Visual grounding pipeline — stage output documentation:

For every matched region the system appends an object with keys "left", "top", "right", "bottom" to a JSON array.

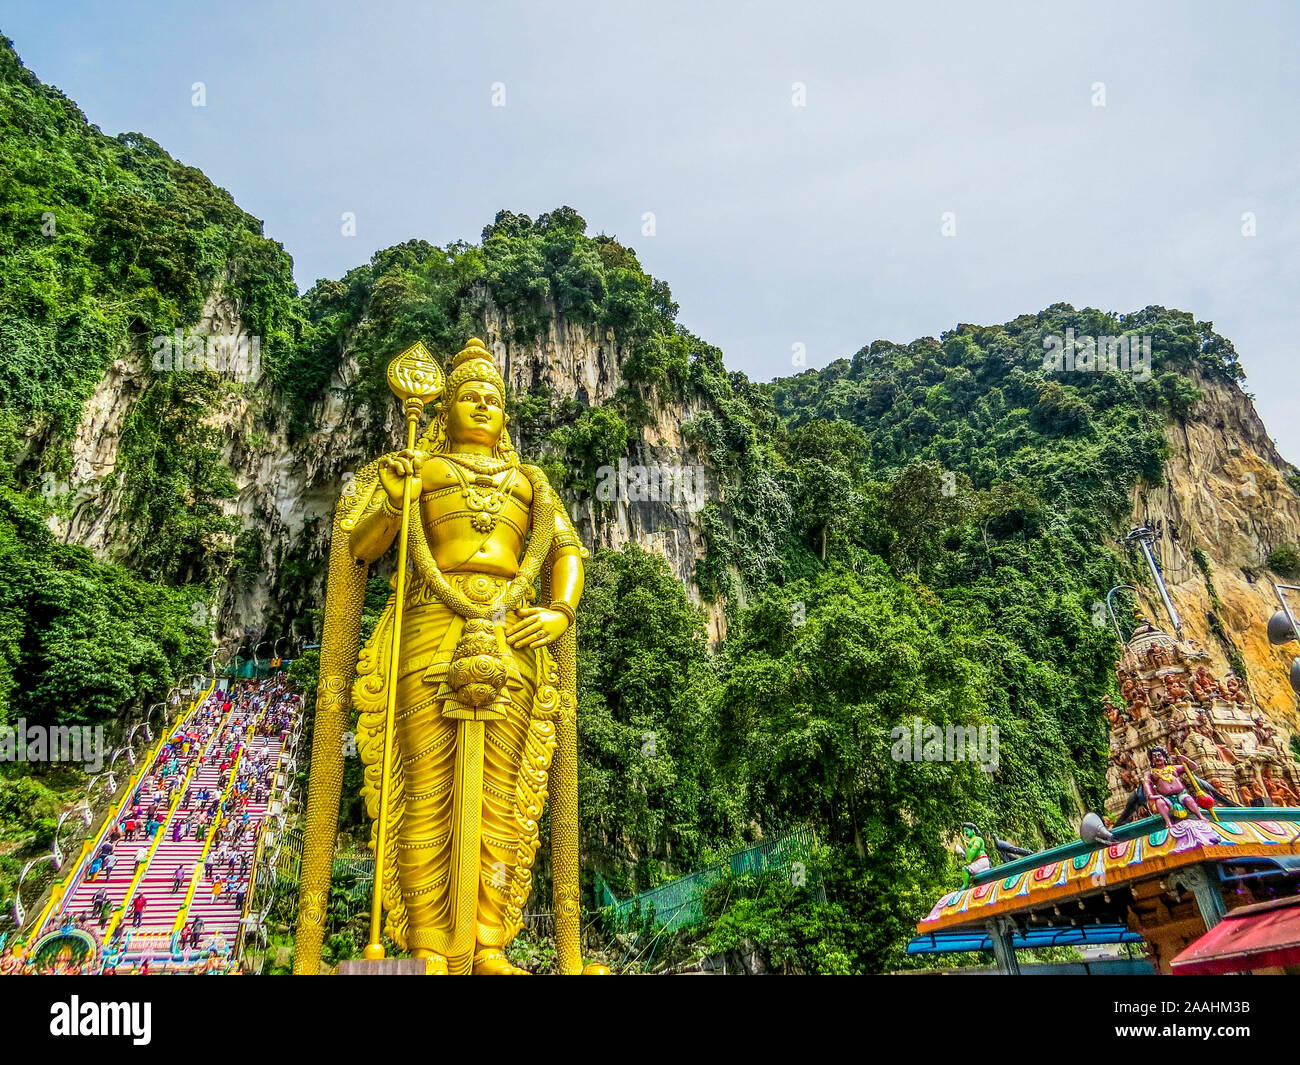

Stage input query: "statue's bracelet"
[{"left": 547, "top": 601, "right": 576, "bottom": 626}]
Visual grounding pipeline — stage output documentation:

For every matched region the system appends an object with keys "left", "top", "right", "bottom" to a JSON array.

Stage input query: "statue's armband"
[
  {"left": 546, "top": 499, "right": 588, "bottom": 568},
  {"left": 346, "top": 482, "right": 403, "bottom": 564}
]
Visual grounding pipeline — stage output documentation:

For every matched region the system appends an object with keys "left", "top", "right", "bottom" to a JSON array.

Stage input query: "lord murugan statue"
[{"left": 295, "top": 338, "right": 600, "bottom": 975}]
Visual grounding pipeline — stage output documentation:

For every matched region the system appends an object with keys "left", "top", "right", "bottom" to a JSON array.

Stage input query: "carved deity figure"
[
  {"left": 1121, "top": 678, "right": 1149, "bottom": 721},
  {"left": 1190, "top": 665, "right": 1219, "bottom": 704},
  {"left": 1251, "top": 713, "right": 1278, "bottom": 749},
  {"left": 1142, "top": 746, "right": 1210, "bottom": 830},
  {"left": 1221, "top": 675, "right": 1248, "bottom": 707},
  {"left": 1200, "top": 723, "right": 1239, "bottom": 765},
  {"left": 1162, "top": 673, "right": 1189, "bottom": 703},
  {"left": 294, "top": 339, "right": 600, "bottom": 976}
]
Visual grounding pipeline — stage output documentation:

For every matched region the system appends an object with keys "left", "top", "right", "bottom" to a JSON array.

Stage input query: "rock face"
[
  {"left": 58, "top": 345, "right": 143, "bottom": 554},
  {"left": 47, "top": 294, "right": 1299, "bottom": 691},
  {"left": 481, "top": 302, "right": 725, "bottom": 640},
  {"left": 51, "top": 292, "right": 727, "bottom": 643},
  {"left": 1130, "top": 366, "right": 1300, "bottom": 734}
]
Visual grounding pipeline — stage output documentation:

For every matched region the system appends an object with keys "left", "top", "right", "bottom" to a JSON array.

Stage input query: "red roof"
[{"left": 1172, "top": 895, "right": 1300, "bottom": 975}]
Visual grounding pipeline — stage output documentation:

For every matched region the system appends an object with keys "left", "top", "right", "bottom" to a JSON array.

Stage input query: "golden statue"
[{"left": 294, "top": 338, "right": 600, "bottom": 975}]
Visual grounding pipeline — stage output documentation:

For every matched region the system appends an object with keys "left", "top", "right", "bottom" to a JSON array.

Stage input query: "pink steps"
[{"left": 56, "top": 694, "right": 289, "bottom": 964}]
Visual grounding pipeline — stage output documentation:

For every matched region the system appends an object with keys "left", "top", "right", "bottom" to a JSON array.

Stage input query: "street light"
[
  {"left": 13, "top": 854, "right": 60, "bottom": 927},
  {"left": 53, "top": 802, "right": 93, "bottom": 868},
  {"left": 1122, "top": 524, "right": 1182, "bottom": 637},
  {"left": 1265, "top": 583, "right": 1300, "bottom": 696},
  {"left": 1105, "top": 585, "right": 1140, "bottom": 644},
  {"left": 85, "top": 771, "right": 116, "bottom": 808}
]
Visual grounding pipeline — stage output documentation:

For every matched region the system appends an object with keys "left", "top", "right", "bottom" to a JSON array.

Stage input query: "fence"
[
  {"left": 266, "top": 828, "right": 374, "bottom": 919},
  {"left": 596, "top": 827, "right": 818, "bottom": 932}
]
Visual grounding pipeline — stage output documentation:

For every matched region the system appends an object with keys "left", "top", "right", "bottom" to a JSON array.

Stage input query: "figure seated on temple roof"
[
  {"left": 1190, "top": 665, "right": 1220, "bottom": 704},
  {"left": 1251, "top": 713, "right": 1278, "bottom": 749},
  {"left": 1143, "top": 746, "right": 1212, "bottom": 830},
  {"left": 1221, "top": 674, "right": 1248, "bottom": 707}
]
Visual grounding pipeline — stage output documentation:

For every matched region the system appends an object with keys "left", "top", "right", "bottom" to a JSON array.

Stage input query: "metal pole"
[
  {"left": 1137, "top": 537, "right": 1181, "bottom": 637},
  {"left": 987, "top": 916, "right": 1021, "bottom": 975}
]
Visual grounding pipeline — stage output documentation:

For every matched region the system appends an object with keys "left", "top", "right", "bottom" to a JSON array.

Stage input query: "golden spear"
[{"left": 364, "top": 341, "right": 444, "bottom": 960}]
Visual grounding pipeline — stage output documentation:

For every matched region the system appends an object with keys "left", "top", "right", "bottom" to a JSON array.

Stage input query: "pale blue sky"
[{"left": 5, "top": 1, "right": 1298, "bottom": 459}]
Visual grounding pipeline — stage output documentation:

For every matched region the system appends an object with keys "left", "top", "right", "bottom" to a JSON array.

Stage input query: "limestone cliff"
[
  {"left": 1131, "top": 366, "right": 1300, "bottom": 734},
  {"left": 50, "top": 290, "right": 729, "bottom": 645}
]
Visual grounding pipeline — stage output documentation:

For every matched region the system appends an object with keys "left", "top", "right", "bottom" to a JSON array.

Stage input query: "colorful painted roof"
[{"left": 919, "top": 809, "right": 1300, "bottom": 934}]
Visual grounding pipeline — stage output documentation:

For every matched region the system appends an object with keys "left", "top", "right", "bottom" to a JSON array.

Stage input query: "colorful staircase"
[{"left": 45, "top": 678, "right": 297, "bottom": 972}]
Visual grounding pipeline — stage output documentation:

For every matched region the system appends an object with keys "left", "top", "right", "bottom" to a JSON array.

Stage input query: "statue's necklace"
[
  {"left": 445, "top": 455, "right": 517, "bottom": 533},
  {"left": 443, "top": 452, "right": 515, "bottom": 476}
]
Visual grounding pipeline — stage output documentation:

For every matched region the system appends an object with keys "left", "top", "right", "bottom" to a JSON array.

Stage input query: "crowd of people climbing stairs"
[{"left": 0, "top": 673, "right": 301, "bottom": 975}]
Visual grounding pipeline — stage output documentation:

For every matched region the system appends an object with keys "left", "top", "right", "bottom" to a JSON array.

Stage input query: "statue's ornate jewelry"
[
  {"left": 443, "top": 452, "right": 514, "bottom": 477},
  {"left": 547, "top": 600, "right": 576, "bottom": 626},
  {"left": 445, "top": 457, "right": 518, "bottom": 533}
]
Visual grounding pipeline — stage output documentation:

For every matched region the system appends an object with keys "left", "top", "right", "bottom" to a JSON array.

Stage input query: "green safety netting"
[
  {"left": 597, "top": 827, "right": 817, "bottom": 931},
  {"left": 223, "top": 659, "right": 274, "bottom": 679},
  {"left": 274, "top": 829, "right": 817, "bottom": 932}
]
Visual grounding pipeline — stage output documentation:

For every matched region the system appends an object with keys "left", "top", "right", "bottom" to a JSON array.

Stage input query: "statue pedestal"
[{"left": 337, "top": 958, "right": 439, "bottom": 976}]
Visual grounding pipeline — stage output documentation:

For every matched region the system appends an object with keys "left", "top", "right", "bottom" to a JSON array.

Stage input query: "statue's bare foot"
[
  {"left": 411, "top": 948, "right": 449, "bottom": 974},
  {"left": 472, "top": 949, "right": 529, "bottom": 975}
]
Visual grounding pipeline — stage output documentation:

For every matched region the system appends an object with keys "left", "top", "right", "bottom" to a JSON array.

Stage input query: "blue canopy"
[{"left": 907, "top": 923, "right": 1143, "bottom": 955}]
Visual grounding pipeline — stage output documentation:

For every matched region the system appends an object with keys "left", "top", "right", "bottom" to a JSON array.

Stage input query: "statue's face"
[
  {"left": 1151, "top": 750, "right": 1167, "bottom": 766},
  {"left": 446, "top": 379, "right": 504, "bottom": 448}
]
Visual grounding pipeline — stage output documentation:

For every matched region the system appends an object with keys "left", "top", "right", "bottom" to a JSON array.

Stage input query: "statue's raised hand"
[{"left": 378, "top": 448, "right": 425, "bottom": 509}]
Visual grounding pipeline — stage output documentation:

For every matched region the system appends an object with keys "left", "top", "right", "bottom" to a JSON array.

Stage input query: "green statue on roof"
[{"left": 955, "top": 823, "right": 991, "bottom": 888}]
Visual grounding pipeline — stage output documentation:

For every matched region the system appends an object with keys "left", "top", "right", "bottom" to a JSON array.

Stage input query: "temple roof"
[{"left": 918, "top": 808, "right": 1300, "bottom": 935}]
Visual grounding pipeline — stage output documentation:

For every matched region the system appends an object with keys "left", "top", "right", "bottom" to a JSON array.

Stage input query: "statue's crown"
[{"left": 447, "top": 337, "right": 505, "bottom": 396}]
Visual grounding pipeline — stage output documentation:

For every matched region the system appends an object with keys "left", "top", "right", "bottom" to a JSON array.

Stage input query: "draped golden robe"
[{"left": 348, "top": 475, "right": 586, "bottom": 970}]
